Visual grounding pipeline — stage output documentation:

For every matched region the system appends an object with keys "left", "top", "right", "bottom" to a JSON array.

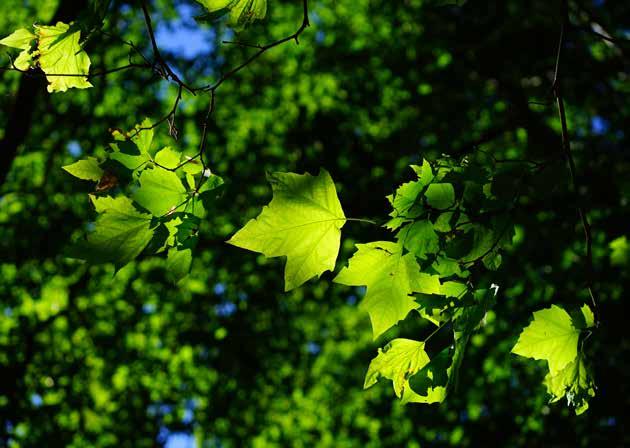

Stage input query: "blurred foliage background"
[{"left": 1, "top": 0, "right": 629, "bottom": 446}]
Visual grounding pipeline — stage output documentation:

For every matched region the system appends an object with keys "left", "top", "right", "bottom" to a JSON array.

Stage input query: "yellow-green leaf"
[
  {"left": 0, "top": 28, "right": 36, "bottom": 49},
  {"left": 35, "top": 22, "right": 92, "bottom": 92},
  {"left": 228, "top": 169, "right": 346, "bottom": 291},
  {"left": 71, "top": 196, "right": 154, "bottom": 267},
  {"left": 133, "top": 167, "right": 188, "bottom": 217},
  {"left": 544, "top": 355, "right": 595, "bottom": 415},
  {"left": 511, "top": 305, "right": 580, "bottom": 373},
  {"left": 334, "top": 241, "right": 442, "bottom": 339},
  {"left": 62, "top": 157, "right": 104, "bottom": 181},
  {"left": 364, "top": 338, "right": 430, "bottom": 398}
]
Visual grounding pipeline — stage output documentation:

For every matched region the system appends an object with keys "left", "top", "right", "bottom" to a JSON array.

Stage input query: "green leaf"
[
  {"left": 396, "top": 220, "right": 440, "bottom": 259},
  {"left": 544, "top": 355, "right": 595, "bottom": 415},
  {"left": 439, "top": 281, "right": 468, "bottom": 298},
  {"left": 390, "top": 181, "right": 423, "bottom": 218},
  {"left": 511, "top": 305, "right": 581, "bottom": 373},
  {"left": 433, "top": 211, "right": 453, "bottom": 232},
  {"left": 154, "top": 147, "right": 182, "bottom": 170},
  {"left": 197, "top": 0, "right": 267, "bottom": 28},
  {"left": 35, "top": 22, "right": 92, "bottom": 92},
  {"left": 13, "top": 49, "right": 33, "bottom": 71},
  {"left": 161, "top": 217, "right": 183, "bottom": 251},
  {"left": 419, "top": 159, "right": 435, "bottom": 186},
  {"left": 133, "top": 167, "right": 188, "bottom": 216},
  {"left": 166, "top": 247, "right": 193, "bottom": 282},
  {"left": 425, "top": 183, "right": 455, "bottom": 209},
  {"left": 482, "top": 251, "right": 502, "bottom": 271},
  {"left": 334, "top": 241, "right": 441, "bottom": 339},
  {"left": 0, "top": 28, "right": 36, "bottom": 49},
  {"left": 432, "top": 256, "right": 469, "bottom": 279},
  {"left": 453, "top": 288, "right": 496, "bottom": 336},
  {"left": 383, "top": 216, "right": 410, "bottom": 231},
  {"left": 580, "top": 304, "right": 595, "bottom": 329},
  {"left": 62, "top": 157, "right": 104, "bottom": 181},
  {"left": 74, "top": 196, "right": 154, "bottom": 267},
  {"left": 228, "top": 169, "right": 346, "bottom": 291},
  {"left": 109, "top": 119, "right": 155, "bottom": 171},
  {"left": 364, "top": 338, "right": 430, "bottom": 399},
  {"left": 609, "top": 235, "right": 629, "bottom": 266},
  {"left": 406, "top": 348, "right": 451, "bottom": 404},
  {"left": 131, "top": 118, "right": 155, "bottom": 156},
  {"left": 461, "top": 223, "right": 513, "bottom": 264}
]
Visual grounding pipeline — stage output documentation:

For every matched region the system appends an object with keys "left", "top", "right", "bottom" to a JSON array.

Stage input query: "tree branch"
[{"left": 553, "top": 0, "right": 598, "bottom": 324}]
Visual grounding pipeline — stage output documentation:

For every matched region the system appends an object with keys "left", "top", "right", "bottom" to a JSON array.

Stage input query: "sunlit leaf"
[
  {"left": 334, "top": 241, "right": 441, "bottom": 338},
  {"left": 364, "top": 338, "right": 430, "bottom": 398},
  {"left": 512, "top": 305, "right": 581, "bottom": 373},
  {"left": 62, "top": 157, "right": 104, "bottom": 181},
  {"left": 72, "top": 196, "right": 154, "bottom": 267},
  {"left": 228, "top": 169, "right": 346, "bottom": 291},
  {"left": 133, "top": 167, "right": 188, "bottom": 216},
  {"left": 35, "top": 22, "right": 92, "bottom": 92}
]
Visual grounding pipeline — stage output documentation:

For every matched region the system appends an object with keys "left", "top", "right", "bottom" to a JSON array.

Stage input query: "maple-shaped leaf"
[
  {"left": 334, "top": 241, "right": 441, "bottom": 339},
  {"left": 364, "top": 338, "right": 430, "bottom": 399},
  {"left": 36, "top": 22, "right": 92, "bottom": 92},
  {"left": 511, "top": 305, "right": 581, "bottom": 373},
  {"left": 196, "top": 0, "right": 267, "bottom": 29},
  {"left": 228, "top": 169, "right": 346, "bottom": 291},
  {"left": 2, "top": 23, "right": 92, "bottom": 90},
  {"left": 544, "top": 355, "right": 595, "bottom": 415}
]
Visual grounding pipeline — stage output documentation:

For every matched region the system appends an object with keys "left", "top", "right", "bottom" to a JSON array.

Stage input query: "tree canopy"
[{"left": 1, "top": 0, "right": 629, "bottom": 446}]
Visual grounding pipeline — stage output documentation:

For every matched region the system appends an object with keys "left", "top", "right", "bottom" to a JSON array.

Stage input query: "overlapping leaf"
[
  {"left": 133, "top": 167, "right": 188, "bottom": 216},
  {"left": 364, "top": 339, "right": 430, "bottom": 399},
  {"left": 72, "top": 196, "right": 154, "bottom": 267},
  {"left": 544, "top": 355, "right": 595, "bottom": 415},
  {"left": 511, "top": 305, "right": 581, "bottom": 373},
  {"left": 334, "top": 241, "right": 441, "bottom": 339},
  {"left": 1, "top": 22, "right": 92, "bottom": 92},
  {"left": 512, "top": 304, "right": 597, "bottom": 414}
]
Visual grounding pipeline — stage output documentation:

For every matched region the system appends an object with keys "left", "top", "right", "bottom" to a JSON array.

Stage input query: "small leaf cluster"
[
  {"left": 63, "top": 119, "right": 224, "bottom": 281},
  {"left": 512, "top": 304, "right": 596, "bottom": 415}
]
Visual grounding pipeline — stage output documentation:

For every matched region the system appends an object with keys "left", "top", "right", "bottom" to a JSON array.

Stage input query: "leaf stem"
[{"left": 346, "top": 217, "right": 378, "bottom": 225}]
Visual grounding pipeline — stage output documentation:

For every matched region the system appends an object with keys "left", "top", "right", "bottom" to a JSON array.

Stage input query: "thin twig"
[{"left": 553, "top": 0, "right": 599, "bottom": 325}]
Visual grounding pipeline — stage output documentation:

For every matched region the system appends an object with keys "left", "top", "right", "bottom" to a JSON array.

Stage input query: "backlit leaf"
[
  {"left": 511, "top": 305, "right": 580, "bottom": 373},
  {"left": 62, "top": 157, "right": 104, "bottom": 181},
  {"left": 133, "top": 167, "right": 188, "bottom": 216},
  {"left": 334, "top": 241, "right": 442, "bottom": 338},
  {"left": 73, "top": 196, "right": 154, "bottom": 267},
  {"left": 364, "top": 338, "right": 430, "bottom": 398},
  {"left": 228, "top": 169, "right": 346, "bottom": 291},
  {"left": 35, "top": 22, "right": 92, "bottom": 92}
]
